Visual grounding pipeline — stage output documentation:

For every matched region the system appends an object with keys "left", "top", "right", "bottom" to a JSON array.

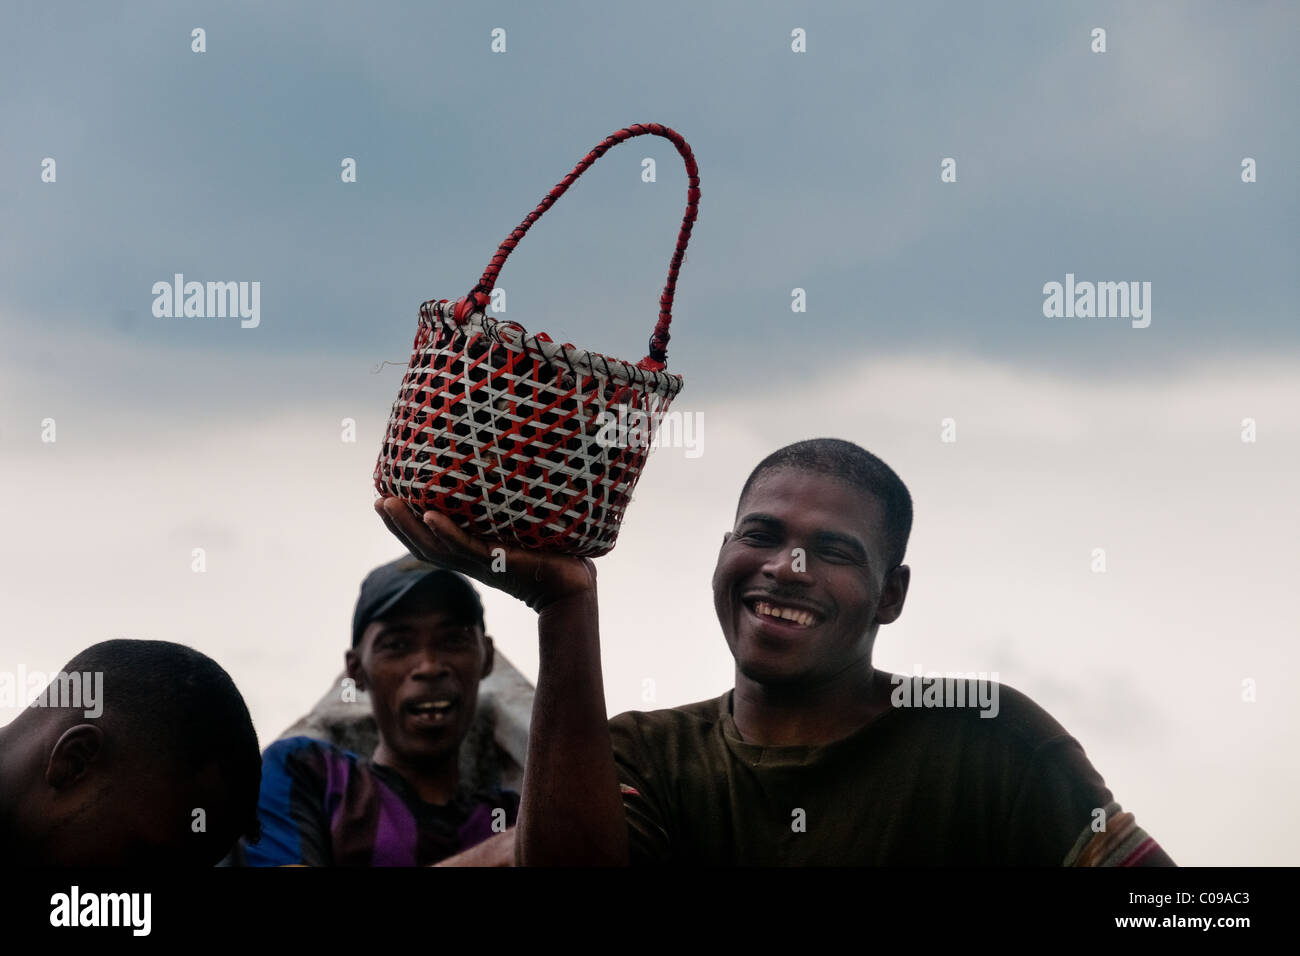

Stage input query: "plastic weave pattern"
[{"left": 374, "top": 123, "right": 700, "bottom": 556}]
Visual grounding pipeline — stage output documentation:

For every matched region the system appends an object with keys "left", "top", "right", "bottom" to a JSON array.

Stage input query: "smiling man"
[
  {"left": 376, "top": 437, "right": 1174, "bottom": 866},
  {"left": 243, "top": 557, "right": 518, "bottom": 866}
]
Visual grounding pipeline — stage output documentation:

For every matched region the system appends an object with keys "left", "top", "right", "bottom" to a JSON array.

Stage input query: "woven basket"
[{"left": 374, "top": 123, "right": 700, "bottom": 557}]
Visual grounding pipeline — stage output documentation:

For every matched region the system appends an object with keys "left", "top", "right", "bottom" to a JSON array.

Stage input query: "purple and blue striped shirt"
[{"left": 244, "top": 736, "right": 519, "bottom": 866}]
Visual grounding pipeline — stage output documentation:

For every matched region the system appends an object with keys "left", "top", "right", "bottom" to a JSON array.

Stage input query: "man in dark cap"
[{"left": 244, "top": 556, "right": 518, "bottom": 866}]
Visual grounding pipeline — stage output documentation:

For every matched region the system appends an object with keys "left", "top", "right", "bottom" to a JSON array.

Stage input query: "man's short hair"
[
  {"left": 738, "top": 438, "right": 913, "bottom": 570},
  {"left": 60, "top": 639, "right": 262, "bottom": 844}
]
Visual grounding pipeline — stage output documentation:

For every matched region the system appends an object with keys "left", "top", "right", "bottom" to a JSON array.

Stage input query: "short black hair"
[
  {"left": 60, "top": 639, "right": 263, "bottom": 846},
  {"left": 737, "top": 438, "right": 913, "bottom": 570}
]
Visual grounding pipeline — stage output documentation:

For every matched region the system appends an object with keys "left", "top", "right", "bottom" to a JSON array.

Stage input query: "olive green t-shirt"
[{"left": 608, "top": 682, "right": 1149, "bottom": 865}]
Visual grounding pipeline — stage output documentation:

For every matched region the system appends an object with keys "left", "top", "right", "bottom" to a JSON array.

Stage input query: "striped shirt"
[{"left": 243, "top": 736, "right": 519, "bottom": 866}]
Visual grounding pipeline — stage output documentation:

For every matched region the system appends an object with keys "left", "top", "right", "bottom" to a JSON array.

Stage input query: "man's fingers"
[
  {"left": 377, "top": 498, "right": 498, "bottom": 580},
  {"left": 376, "top": 498, "right": 567, "bottom": 607},
  {"left": 422, "top": 510, "right": 498, "bottom": 565},
  {"left": 416, "top": 510, "right": 520, "bottom": 583},
  {"left": 375, "top": 498, "right": 422, "bottom": 558},
  {"left": 401, "top": 503, "right": 451, "bottom": 559},
  {"left": 423, "top": 510, "right": 551, "bottom": 585},
  {"left": 378, "top": 497, "right": 449, "bottom": 564}
]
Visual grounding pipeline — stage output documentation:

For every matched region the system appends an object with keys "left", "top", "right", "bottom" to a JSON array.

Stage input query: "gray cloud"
[{"left": 1, "top": 1, "right": 1294, "bottom": 392}]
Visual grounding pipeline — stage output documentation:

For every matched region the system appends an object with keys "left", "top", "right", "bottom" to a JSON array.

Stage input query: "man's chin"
[
  {"left": 388, "top": 726, "right": 463, "bottom": 761},
  {"left": 735, "top": 655, "right": 815, "bottom": 689}
]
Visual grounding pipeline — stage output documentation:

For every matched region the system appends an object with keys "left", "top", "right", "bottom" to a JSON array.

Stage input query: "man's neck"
[
  {"left": 731, "top": 664, "right": 894, "bottom": 748},
  {"left": 370, "top": 744, "right": 460, "bottom": 805}
]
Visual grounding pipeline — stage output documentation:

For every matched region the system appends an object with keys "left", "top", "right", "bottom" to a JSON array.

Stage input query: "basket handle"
[{"left": 451, "top": 123, "right": 700, "bottom": 372}]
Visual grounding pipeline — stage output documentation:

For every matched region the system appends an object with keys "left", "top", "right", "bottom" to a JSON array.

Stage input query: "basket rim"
[{"left": 420, "top": 299, "right": 685, "bottom": 399}]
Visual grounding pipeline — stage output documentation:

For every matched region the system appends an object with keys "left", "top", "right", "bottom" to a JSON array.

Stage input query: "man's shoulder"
[
  {"left": 885, "top": 673, "right": 1078, "bottom": 752},
  {"left": 989, "top": 680, "right": 1074, "bottom": 744},
  {"left": 608, "top": 691, "right": 730, "bottom": 743},
  {"left": 262, "top": 735, "right": 364, "bottom": 772},
  {"left": 974, "top": 679, "right": 1073, "bottom": 745}
]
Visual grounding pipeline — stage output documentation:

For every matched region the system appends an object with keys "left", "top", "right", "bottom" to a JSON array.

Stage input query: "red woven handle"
[{"left": 451, "top": 123, "right": 701, "bottom": 372}]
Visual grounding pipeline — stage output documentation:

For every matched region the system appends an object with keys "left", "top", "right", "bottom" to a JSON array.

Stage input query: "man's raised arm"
[{"left": 375, "top": 498, "right": 629, "bottom": 865}]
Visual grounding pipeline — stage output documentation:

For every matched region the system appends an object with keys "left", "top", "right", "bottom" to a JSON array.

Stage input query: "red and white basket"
[{"left": 374, "top": 123, "right": 700, "bottom": 557}]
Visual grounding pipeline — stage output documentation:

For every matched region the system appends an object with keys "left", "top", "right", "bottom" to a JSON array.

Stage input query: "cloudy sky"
[{"left": 2, "top": 1, "right": 1296, "bottom": 866}]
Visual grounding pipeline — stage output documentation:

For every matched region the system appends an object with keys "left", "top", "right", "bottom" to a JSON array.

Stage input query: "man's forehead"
[
  {"left": 741, "top": 468, "right": 883, "bottom": 521},
  {"left": 738, "top": 470, "right": 887, "bottom": 547}
]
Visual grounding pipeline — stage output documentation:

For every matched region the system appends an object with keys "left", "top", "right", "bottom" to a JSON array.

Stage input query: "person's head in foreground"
[
  {"left": 0, "top": 639, "right": 261, "bottom": 865},
  {"left": 713, "top": 437, "right": 912, "bottom": 692},
  {"left": 345, "top": 555, "right": 494, "bottom": 788}
]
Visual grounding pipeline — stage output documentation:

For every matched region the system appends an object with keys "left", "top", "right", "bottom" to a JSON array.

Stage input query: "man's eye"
[
  {"left": 381, "top": 639, "right": 409, "bottom": 652},
  {"left": 740, "top": 530, "right": 777, "bottom": 544},
  {"left": 823, "top": 548, "right": 867, "bottom": 565}
]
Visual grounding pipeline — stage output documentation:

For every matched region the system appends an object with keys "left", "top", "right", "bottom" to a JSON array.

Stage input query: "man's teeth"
[
  {"left": 752, "top": 601, "right": 816, "bottom": 627},
  {"left": 411, "top": 701, "right": 454, "bottom": 713}
]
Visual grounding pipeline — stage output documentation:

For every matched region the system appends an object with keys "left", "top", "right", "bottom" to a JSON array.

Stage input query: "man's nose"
[
  {"left": 409, "top": 646, "right": 453, "bottom": 678},
  {"left": 761, "top": 545, "right": 809, "bottom": 584}
]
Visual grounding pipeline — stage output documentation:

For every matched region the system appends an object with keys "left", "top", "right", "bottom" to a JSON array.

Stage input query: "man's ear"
[
  {"left": 345, "top": 648, "right": 367, "bottom": 692},
  {"left": 46, "top": 724, "right": 104, "bottom": 790},
  {"left": 481, "top": 634, "right": 495, "bottom": 680},
  {"left": 874, "top": 564, "right": 911, "bottom": 626}
]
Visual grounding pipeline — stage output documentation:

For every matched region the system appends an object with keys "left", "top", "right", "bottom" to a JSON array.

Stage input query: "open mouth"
[
  {"left": 404, "top": 697, "right": 460, "bottom": 727},
  {"left": 743, "top": 598, "right": 823, "bottom": 630}
]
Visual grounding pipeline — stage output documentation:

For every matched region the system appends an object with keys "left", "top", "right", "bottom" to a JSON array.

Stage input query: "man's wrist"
[{"left": 533, "top": 586, "right": 598, "bottom": 618}]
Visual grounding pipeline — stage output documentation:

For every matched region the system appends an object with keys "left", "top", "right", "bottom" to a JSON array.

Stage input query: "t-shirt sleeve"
[
  {"left": 608, "top": 713, "right": 673, "bottom": 865},
  {"left": 1006, "top": 736, "right": 1174, "bottom": 866},
  {"left": 242, "top": 738, "right": 333, "bottom": 867}
]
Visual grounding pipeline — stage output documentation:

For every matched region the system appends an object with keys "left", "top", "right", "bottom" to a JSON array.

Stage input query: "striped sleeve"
[
  {"left": 1006, "top": 735, "right": 1175, "bottom": 866},
  {"left": 1064, "top": 801, "right": 1175, "bottom": 867},
  {"left": 243, "top": 737, "right": 333, "bottom": 867}
]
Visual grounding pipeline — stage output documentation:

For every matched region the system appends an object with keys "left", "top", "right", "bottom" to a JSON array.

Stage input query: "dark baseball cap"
[{"left": 351, "top": 555, "right": 485, "bottom": 648}]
